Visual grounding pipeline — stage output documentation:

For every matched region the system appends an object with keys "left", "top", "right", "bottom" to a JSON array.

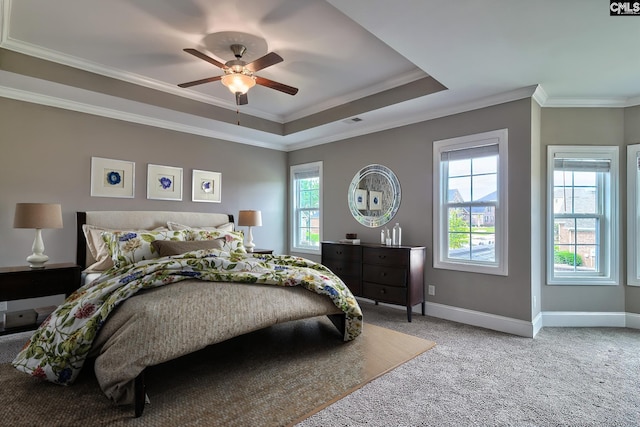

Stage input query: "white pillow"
[{"left": 167, "top": 221, "right": 235, "bottom": 232}]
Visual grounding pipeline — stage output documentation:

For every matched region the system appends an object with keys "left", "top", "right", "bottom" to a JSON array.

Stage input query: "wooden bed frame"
[{"left": 75, "top": 211, "right": 346, "bottom": 417}]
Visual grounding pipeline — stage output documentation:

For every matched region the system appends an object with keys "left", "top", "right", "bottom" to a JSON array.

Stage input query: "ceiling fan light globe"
[{"left": 221, "top": 73, "right": 256, "bottom": 95}]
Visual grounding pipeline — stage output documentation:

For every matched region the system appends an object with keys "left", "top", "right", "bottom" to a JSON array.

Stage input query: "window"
[
  {"left": 433, "top": 129, "right": 508, "bottom": 275},
  {"left": 547, "top": 146, "right": 618, "bottom": 285},
  {"left": 290, "top": 162, "right": 322, "bottom": 254},
  {"left": 627, "top": 144, "right": 640, "bottom": 286}
]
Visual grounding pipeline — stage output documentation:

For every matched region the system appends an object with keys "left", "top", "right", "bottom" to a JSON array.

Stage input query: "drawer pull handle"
[
  {"left": 378, "top": 255, "right": 386, "bottom": 259},
  {"left": 379, "top": 289, "right": 386, "bottom": 294},
  {"left": 381, "top": 272, "right": 387, "bottom": 277},
  {"left": 336, "top": 251, "right": 343, "bottom": 255}
]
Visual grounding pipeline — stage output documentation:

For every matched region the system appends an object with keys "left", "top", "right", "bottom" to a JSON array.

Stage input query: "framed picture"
[
  {"left": 369, "top": 190, "right": 382, "bottom": 210},
  {"left": 192, "top": 169, "right": 221, "bottom": 203},
  {"left": 90, "top": 157, "right": 135, "bottom": 198},
  {"left": 355, "top": 189, "right": 367, "bottom": 210},
  {"left": 147, "top": 164, "right": 183, "bottom": 201}
]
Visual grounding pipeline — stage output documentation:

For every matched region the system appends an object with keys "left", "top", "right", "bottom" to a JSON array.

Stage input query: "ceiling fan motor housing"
[{"left": 230, "top": 44, "right": 247, "bottom": 59}]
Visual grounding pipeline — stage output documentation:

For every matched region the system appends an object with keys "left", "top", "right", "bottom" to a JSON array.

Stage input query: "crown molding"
[{"left": 533, "top": 84, "right": 639, "bottom": 108}]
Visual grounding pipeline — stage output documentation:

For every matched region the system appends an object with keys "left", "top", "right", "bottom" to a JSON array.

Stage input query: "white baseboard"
[
  {"left": 424, "top": 302, "right": 536, "bottom": 338},
  {"left": 532, "top": 311, "right": 543, "bottom": 336},
  {"left": 627, "top": 312, "right": 640, "bottom": 329},
  {"left": 359, "top": 298, "right": 640, "bottom": 337},
  {"left": 542, "top": 311, "right": 627, "bottom": 327}
]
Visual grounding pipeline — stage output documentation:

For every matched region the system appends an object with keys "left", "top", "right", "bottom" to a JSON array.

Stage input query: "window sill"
[{"left": 434, "top": 260, "right": 507, "bottom": 276}]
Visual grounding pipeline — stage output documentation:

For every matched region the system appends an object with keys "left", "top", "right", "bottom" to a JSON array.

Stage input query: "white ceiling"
[{"left": 1, "top": 0, "right": 639, "bottom": 151}]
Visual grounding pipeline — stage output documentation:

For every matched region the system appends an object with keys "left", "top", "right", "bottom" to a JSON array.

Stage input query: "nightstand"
[
  {"left": 250, "top": 249, "right": 274, "bottom": 254},
  {"left": 0, "top": 263, "right": 82, "bottom": 334}
]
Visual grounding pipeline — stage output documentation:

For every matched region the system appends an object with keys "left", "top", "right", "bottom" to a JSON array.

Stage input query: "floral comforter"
[{"left": 12, "top": 250, "right": 363, "bottom": 387}]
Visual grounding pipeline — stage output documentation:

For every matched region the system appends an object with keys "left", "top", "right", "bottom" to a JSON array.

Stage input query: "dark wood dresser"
[{"left": 322, "top": 242, "right": 425, "bottom": 322}]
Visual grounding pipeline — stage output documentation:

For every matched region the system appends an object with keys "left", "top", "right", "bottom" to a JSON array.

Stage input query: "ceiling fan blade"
[
  {"left": 183, "top": 48, "right": 228, "bottom": 69},
  {"left": 254, "top": 76, "right": 298, "bottom": 96},
  {"left": 177, "top": 76, "right": 222, "bottom": 88},
  {"left": 236, "top": 92, "right": 248, "bottom": 105},
  {"left": 245, "top": 52, "right": 283, "bottom": 73}
]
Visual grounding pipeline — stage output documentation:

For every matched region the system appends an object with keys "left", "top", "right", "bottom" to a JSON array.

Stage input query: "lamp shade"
[
  {"left": 14, "top": 203, "right": 63, "bottom": 229},
  {"left": 238, "top": 210, "right": 262, "bottom": 227}
]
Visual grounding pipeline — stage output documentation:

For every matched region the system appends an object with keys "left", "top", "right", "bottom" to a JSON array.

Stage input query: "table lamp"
[
  {"left": 13, "top": 203, "right": 63, "bottom": 268},
  {"left": 238, "top": 210, "right": 262, "bottom": 252}
]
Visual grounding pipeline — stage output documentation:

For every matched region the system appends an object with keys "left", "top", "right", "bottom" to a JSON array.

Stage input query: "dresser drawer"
[
  {"left": 339, "top": 275, "right": 362, "bottom": 296},
  {"left": 322, "top": 243, "right": 362, "bottom": 262},
  {"left": 363, "top": 247, "right": 407, "bottom": 267},
  {"left": 362, "top": 264, "right": 407, "bottom": 287},
  {"left": 323, "top": 259, "right": 361, "bottom": 279},
  {"left": 362, "top": 282, "right": 407, "bottom": 305}
]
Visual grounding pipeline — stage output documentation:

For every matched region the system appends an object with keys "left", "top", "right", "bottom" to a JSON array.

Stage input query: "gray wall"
[
  {"left": 539, "top": 108, "right": 629, "bottom": 313},
  {"left": 624, "top": 105, "right": 640, "bottom": 314},
  {"left": 1, "top": 97, "right": 287, "bottom": 311},
  {"left": 290, "top": 99, "right": 640, "bottom": 320},
  {"left": 289, "top": 98, "right": 535, "bottom": 322}
]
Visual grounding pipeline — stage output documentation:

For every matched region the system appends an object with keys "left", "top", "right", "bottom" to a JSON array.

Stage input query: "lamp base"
[
  {"left": 245, "top": 226, "right": 256, "bottom": 253},
  {"left": 26, "top": 252, "right": 49, "bottom": 269}
]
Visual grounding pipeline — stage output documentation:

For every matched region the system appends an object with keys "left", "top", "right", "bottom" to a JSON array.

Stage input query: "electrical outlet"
[
  {"left": 428, "top": 285, "right": 436, "bottom": 296},
  {"left": 0, "top": 301, "right": 7, "bottom": 311}
]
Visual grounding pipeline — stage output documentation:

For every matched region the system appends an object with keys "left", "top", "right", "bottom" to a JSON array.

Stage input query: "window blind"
[
  {"left": 441, "top": 144, "right": 498, "bottom": 161},
  {"left": 553, "top": 158, "right": 611, "bottom": 172}
]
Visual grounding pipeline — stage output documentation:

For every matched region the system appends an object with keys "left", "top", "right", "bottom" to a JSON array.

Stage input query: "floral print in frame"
[
  {"left": 192, "top": 169, "right": 221, "bottom": 203},
  {"left": 147, "top": 164, "right": 183, "bottom": 201},
  {"left": 90, "top": 157, "right": 135, "bottom": 198}
]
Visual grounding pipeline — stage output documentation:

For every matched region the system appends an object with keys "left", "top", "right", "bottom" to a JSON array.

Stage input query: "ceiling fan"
[{"left": 178, "top": 44, "right": 298, "bottom": 105}]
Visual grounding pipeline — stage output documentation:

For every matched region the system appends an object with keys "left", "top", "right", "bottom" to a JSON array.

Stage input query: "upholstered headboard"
[{"left": 76, "top": 211, "right": 234, "bottom": 269}]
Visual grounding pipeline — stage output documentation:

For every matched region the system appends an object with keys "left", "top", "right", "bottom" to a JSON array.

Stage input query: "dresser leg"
[
  {"left": 422, "top": 301, "right": 426, "bottom": 316},
  {"left": 406, "top": 306, "right": 412, "bottom": 322}
]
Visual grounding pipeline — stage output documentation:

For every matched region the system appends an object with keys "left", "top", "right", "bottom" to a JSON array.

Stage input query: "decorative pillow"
[
  {"left": 186, "top": 229, "right": 247, "bottom": 254},
  {"left": 83, "top": 225, "right": 171, "bottom": 272},
  {"left": 102, "top": 229, "right": 189, "bottom": 268},
  {"left": 151, "top": 239, "right": 224, "bottom": 257},
  {"left": 82, "top": 224, "right": 115, "bottom": 272},
  {"left": 167, "top": 221, "right": 235, "bottom": 232}
]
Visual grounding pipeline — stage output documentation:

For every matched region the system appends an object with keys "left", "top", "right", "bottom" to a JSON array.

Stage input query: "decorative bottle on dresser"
[{"left": 392, "top": 223, "right": 402, "bottom": 246}]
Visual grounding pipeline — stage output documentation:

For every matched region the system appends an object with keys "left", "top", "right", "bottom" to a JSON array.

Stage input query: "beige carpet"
[{"left": 2, "top": 317, "right": 435, "bottom": 427}]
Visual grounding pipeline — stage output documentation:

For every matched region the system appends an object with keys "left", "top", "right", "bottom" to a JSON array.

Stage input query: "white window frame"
[
  {"left": 433, "top": 129, "right": 509, "bottom": 276},
  {"left": 546, "top": 146, "right": 619, "bottom": 285},
  {"left": 290, "top": 161, "right": 322, "bottom": 255},
  {"left": 627, "top": 144, "right": 640, "bottom": 286}
]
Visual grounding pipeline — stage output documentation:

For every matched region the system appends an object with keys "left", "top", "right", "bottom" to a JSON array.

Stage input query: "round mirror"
[{"left": 348, "top": 164, "right": 401, "bottom": 228}]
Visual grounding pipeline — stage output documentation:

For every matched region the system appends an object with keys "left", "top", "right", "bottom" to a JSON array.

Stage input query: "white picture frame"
[
  {"left": 369, "top": 190, "right": 382, "bottom": 210},
  {"left": 90, "top": 157, "right": 135, "bottom": 198},
  {"left": 192, "top": 169, "right": 222, "bottom": 203},
  {"left": 147, "top": 164, "right": 183, "bottom": 201},
  {"left": 355, "top": 189, "right": 367, "bottom": 210}
]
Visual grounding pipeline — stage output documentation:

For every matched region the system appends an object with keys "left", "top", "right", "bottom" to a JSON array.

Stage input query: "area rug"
[{"left": 1, "top": 317, "right": 435, "bottom": 427}]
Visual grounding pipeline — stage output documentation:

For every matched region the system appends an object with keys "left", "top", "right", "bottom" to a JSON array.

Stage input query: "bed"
[{"left": 12, "top": 210, "right": 363, "bottom": 417}]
